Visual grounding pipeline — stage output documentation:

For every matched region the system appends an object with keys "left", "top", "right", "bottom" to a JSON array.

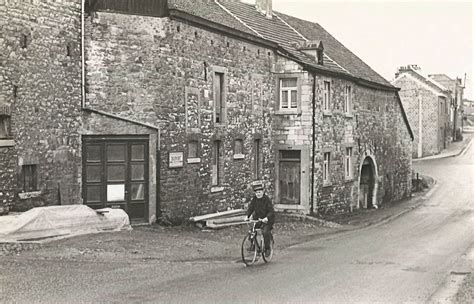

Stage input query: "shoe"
[{"left": 264, "top": 248, "right": 271, "bottom": 257}]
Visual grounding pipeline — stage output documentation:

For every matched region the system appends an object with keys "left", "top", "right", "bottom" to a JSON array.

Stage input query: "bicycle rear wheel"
[
  {"left": 241, "top": 234, "right": 258, "bottom": 266},
  {"left": 262, "top": 237, "right": 274, "bottom": 263}
]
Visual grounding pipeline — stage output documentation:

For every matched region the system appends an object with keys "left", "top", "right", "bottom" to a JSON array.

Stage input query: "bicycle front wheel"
[{"left": 241, "top": 234, "right": 258, "bottom": 266}]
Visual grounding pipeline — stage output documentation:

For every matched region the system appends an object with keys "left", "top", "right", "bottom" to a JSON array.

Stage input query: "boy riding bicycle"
[{"left": 244, "top": 181, "right": 274, "bottom": 257}]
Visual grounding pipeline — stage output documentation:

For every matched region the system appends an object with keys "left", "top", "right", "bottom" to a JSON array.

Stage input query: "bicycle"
[{"left": 241, "top": 219, "right": 274, "bottom": 266}]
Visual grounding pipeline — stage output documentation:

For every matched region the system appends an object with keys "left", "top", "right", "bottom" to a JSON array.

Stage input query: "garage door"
[{"left": 82, "top": 136, "right": 149, "bottom": 221}]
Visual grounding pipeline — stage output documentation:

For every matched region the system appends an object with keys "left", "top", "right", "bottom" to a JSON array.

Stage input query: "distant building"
[
  {"left": 428, "top": 74, "right": 465, "bottom": 139},
  {"left": 392, "top": 65, "right": 451, "bottom": 158},
  {"left": 463, "top": 99, "right": 474, "bottom": 126}
]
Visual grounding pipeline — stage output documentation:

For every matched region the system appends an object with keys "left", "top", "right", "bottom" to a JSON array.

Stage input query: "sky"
[{"left": 242, "top": 0, "right": 473, "bottom": 99}]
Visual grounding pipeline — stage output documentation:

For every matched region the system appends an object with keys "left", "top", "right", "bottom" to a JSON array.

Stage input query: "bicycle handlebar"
[{"left": 245, "top": 218, "right": 264, "bottom": 223}]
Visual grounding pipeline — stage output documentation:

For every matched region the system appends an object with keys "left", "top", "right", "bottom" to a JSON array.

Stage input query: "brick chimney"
[
  {"left": 255, "top": 0, "right": 272, "bottom": 19},
  {"left": 395, "top": 64, "right": 421, "bottom": 78}
]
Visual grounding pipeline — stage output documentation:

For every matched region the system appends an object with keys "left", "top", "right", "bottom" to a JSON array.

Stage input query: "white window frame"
[
  {"left": 279, "top": 78, "right": 298, "bottom": 110},
  {"left": 345, "top": 147, "right": 353, "bottom": 179},
  {"left": 344, "top": 85, "right": 352, "bottom": 115},
  {"left": 323, "top": 81, "right": 331, "bottom": 112},
  {"left": 323, "top": 152, "right": 330, "bottom": 185}
]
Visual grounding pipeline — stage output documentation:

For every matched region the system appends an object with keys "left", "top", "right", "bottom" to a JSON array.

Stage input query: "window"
[
  {"left": 323, "top": 81, "right": 331, "bottom": 112},
  {"left": 212, "top": 141, "right": 221, "bottom": 186},
  {"left": 323, "top": 152, "right": 330, "bottom": 184},
  {"left": 22, "top": 164, "right": 38, "bottom": 192},
  {"left": 345, "top": 148, "right": 353, "bottom": 179},
  {"left": 254, "top": 139, "right": 261, "bottom": 179},
  {"left": 344, "top": 85, "right": 352, "bottom": 114},
  {"left": 188, "top": 141, "right": 198, "bottom": 159},
  {"left": 234, "top": 139, "right": 244, "bottom": 159},
  {"left": 0, "top": 116, "right": 11, "bottom": 139},
  {"left": 279, "top": 78, "right": 298, "bottom": 110},
  {"left": 213, "top": 72, "right": 225, "bottom": 124}
]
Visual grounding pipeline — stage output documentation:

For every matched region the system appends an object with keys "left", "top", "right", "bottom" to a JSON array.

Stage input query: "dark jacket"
[{"left": 247, "top": 194, "right": 275, "bottom": 226}]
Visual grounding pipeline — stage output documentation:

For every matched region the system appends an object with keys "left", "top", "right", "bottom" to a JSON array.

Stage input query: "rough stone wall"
[
  {"left": 314, "top": 75, "right": 412, "bottom": 215},
  {"left": 355, "top": 87, "right": 412, "bottom": 206},
  {"left": 0, "top": 0, "right": 83, "bottom": 211},
  {"left": 0, "top": 145, "right": 16, "bottom": 210},
  {"left": 394, "top": 75, "right": 440, "bottom": 158},
  {"left": 85, "top": 13, "right": 276, "bottom": 222}
]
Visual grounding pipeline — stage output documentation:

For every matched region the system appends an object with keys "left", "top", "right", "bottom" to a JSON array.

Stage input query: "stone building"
[
  {"left": 428, "top": 74, "right": 465, "bottom": 140},
  {"left": 0, "top": 0, "right": 413, "bottom": 223},
  {"left": 392, "top": 65, "right": 451, "bottom": 158},
  {"left": 0, "top": 0, "right": 83, "bottom": 213}
]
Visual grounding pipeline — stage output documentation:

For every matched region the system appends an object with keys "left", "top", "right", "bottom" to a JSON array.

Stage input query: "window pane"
[
  {"left": 281, "top": 91, "right": 288, "bottom": 108},
  {"left": 234, "top": 139, "right": 243, "bottom": 154},
  {"left": 131, "top": 164, "right": 144, "bottom": 181},
  {"left": 131, "top": 183, "right": 145, "bottom": 200},
  {"left": 86, "top": 165, "right": 102, "bottom": 182},
  {"left": 188, "top": 141, "right": 198, "bottom": 158},
  {"left": 280, "top": 150, "right": 301, "bottom": 160},
  {"left": 86, "top": 186, "right": 101, "bottom": 202},
  {"left": 0, "top": 117, "right": 10, "bottom": 138},
  {"left": 23, "top": 165, "right": 37, "bottom": 192},
  {"left": 107, "top": 144, "right": 125, "bottom": 161},
  {"left": 290, "top": 91, "right": 297, "bottom": 108},
  {"left": 131, "top": 145, "right": 144, "bottom": 161},
  {"left": 281, "top": 78, "right": 297, "bottom": 88},
  {"left": 86, "top": 145, "right": 101, "bottom": 162},
  {"left": 212, "top": 141, "right": 220, "bottom": 185},
  {"left": 107, "top": 165, "right": 125, "bottom": 181}
]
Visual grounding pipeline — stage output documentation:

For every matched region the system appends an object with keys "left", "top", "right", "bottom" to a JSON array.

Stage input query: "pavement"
[
  {"left": 1, "top": 131, "right": 472, "bottom": 263},
  {"left": 413, "top": 128, "right": 474, "bottom": 162}
]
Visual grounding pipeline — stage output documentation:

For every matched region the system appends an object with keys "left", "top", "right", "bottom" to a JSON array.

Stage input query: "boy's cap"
[{"left": 251, "top": 181, "right": 264, "bottom": 191}]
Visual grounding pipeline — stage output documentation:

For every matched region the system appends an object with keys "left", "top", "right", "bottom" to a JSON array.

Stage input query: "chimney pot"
[{"left": 255, "top": 0, "right": 272, "bottom": 19}]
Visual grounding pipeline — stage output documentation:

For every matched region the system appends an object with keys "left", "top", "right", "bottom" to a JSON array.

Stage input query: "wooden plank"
[
  {"left": 189, "top": 209, "right": 245, "bottom": 222},
  {"left": 207, "top": 215, "right": 247, "bottom": 225},
  {"left": 205, "top": 221, "right": 248, "bottom": 229}
]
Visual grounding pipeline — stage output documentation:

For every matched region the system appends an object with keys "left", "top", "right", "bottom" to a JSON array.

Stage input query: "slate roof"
[{"left": 168, "top": 0, "right": 395, "bottom": 89}]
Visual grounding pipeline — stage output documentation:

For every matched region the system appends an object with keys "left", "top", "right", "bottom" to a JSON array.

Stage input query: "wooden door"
[
  {"left": 278, "top": 150, "right": 301, "bottom": 205},
  {"left": 83, "top": 136, "right": 149, "bottom": 221}
]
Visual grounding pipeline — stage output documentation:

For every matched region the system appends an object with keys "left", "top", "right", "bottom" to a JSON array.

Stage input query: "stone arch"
[{"left": 357, "top": 153, "right": 379, "bottom": 209}]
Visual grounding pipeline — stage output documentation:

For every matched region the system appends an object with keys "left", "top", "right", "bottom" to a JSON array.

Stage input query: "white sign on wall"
[{"left": 169, "top": 152, "right": 184, "bottom": 168}]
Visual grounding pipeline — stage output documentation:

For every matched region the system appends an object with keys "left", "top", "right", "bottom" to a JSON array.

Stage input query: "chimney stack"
[{"left": 255, "top": 0, "right": 272, "bottom": 19}]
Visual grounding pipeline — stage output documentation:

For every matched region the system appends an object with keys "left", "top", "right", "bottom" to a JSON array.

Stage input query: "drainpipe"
[
  {"left": 81, "top": 0, "right": 85, "bottom": 109},
  {"left": 310, "top": 73, "right": 316, "bottom": 215},
  {"left": 417, "top": 92, "right": 423, "bottom": 158}
]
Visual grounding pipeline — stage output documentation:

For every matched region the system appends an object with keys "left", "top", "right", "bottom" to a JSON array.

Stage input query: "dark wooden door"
[
  {"left": 279, "top": 150, "right": 301, "bottom": 205},
  {"left": 83, "top": 136, "right": 149, "bottom": 221}
]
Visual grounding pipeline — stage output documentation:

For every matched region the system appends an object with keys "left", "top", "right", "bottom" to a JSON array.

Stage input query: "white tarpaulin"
[{"left": 0, "top": 205, "right": 132, "bottom": 242}]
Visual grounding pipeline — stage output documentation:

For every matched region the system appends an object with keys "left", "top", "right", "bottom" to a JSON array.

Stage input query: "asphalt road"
[{"left": 1, "top": 143, "right": 473, "bottom": 303}]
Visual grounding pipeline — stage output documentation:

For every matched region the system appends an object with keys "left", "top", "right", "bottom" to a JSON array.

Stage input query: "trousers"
[{"left": 257, "top": 223, "right": 273, "bottom": 250}]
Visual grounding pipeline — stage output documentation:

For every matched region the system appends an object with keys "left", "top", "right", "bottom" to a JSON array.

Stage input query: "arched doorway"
[{"left": 358, "top": 156, "right": 378, "bottom": 209}]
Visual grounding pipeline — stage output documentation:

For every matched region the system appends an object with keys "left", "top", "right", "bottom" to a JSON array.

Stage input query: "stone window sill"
[
  {"left": 344, "top": 113, "right": 353, "bottom": 118},
  {"left": 187, "top": 157, "right": 201, "bottom": 164},
  {"left": 18, "top": 191, "right": 42, "bottom": 200},
  {"left": 210, "top": 186, "right": 224, "bottom": 193},
  {"left": 345, "top": 176, "right": 354, "bottom": 182},
  {"left": 274, "top": 204, "right": 306, "bottom": 211},
  {"left": 233, "top": 153, "right": 245, "bottom": 160},
  {"left": 323, "top": 111, "right": 332, "bottom": 117},
  {"left": 275, "top": 109, "right": 300, "bottom": 115},
  {"left": 323, "top": 181, "right": 332, "bottom": 188},
  {"left": 0, "top": 139, "right": 15, "bottom": 147}
]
